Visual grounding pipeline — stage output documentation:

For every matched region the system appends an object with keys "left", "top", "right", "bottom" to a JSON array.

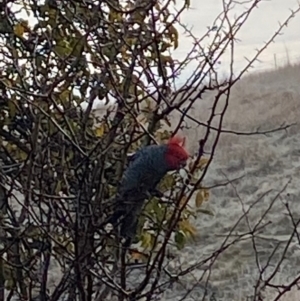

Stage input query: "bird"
[{"left": 106, "top": 135, "right": 189, "bottom": 247}]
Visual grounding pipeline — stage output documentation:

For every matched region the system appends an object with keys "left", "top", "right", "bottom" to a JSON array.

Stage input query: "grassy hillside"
[
  {"left": 173, "top": 63, "right": 300, "bottom": 164},
  {"left": 166, "top": 63, "right": 300, "bottom": 301}
]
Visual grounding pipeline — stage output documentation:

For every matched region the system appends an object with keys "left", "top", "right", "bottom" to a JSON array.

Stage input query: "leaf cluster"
[{"left": 0, "top": 0, "right": 212, "bottom": 299}]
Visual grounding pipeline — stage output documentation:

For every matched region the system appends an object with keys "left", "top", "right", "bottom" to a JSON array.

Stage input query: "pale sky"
[{"left": 173, "top": 0, "right": 300, "bottom": 83}]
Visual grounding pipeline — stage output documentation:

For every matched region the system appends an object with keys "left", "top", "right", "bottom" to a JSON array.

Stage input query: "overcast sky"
[{"left": 173, "top": 0, "right": 300, "bottom": 83}]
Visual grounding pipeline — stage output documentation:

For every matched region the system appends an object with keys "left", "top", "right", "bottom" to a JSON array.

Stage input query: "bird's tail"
[{"left": 105, "top": 195, "right": 145, "bottom": 247}]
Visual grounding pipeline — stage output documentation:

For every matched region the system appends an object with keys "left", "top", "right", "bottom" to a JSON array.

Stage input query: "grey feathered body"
[
  {"left": 108, "top": 144, "right": 170, "bottom": 245},
  {"left": 119, "top": 144, "right": 170, "bottom": 196}
]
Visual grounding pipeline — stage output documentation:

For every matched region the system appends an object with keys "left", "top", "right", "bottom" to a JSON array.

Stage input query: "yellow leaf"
[
  {"left": 198, "top": 158, "right": 209, "bottom": 170},
  {"left": 189, "top": 157, "right": 209, "bottom": 171},
  {"left": 137, "top": 114, "right": 147, "bottom": 125},
  {"left": 195, "top": 190, "right": 204, "bottom": 208},
  {"left": 141, "top": 232, "right": 153, "bottom": 249},
  {"left": 203, "top": 189, "right": 210, "bottom": 201},
  {"left": 19, "top": 150, "right": 28, "bottom": 161},
  {"left": 179, "top": 219, "right": 197, "bottom": 238},
  {"left": 14, "top": 23, "right": 25, "bottom": 37},
  {"left": 155, "top": 130, "right": 171, "bottom": 143},
  {"left": 108, "top": 9, "right": 123, "bottom": 22},
  {"left": 195, "top": 189, "right": 210, "bottom": 208},
  {"left": 126, "top": 37, "right": 137, "bottom": 46},
  {"left": 59, "top": 89, "right": 71, "bottom": 103},
  {"left": 66, "top": 242, "right": 75, "bottom": 253},
  {"left": 94, "top": 123, "right": 106, "bottom": 137},
  {"left": 179, "top": 196, "right": 188, "bottom": 209}
]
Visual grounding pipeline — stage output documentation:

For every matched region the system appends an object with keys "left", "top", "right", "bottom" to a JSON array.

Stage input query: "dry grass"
[
  {"left": 166, "top": 63, "right": 300, "bottom": 164},
  {"left": 161, "top": 63, "right": 300, "bottom": 301},
  {"left": 260, "top": 287, "right": 300, "bottom": 301}
]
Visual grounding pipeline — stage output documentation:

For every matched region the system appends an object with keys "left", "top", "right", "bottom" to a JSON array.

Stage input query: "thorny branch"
[{"left": 0, "top": 0, "right": 299, "bottom": 300}]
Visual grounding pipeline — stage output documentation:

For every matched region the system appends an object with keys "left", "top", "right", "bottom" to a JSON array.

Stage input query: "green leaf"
[
  {"left": 7, "top": 100, "right": 16, "bottom": 118},
  {"left": 59, "top": 89, "right": 71, "bottom": 104},
  {"left": 159, "top": 173, "right": 176, "bottom": 192},
  {"left": 48, "top": 8, "right": 58, "bottom": 27},
  {"left": 2, "top": 261, "right": 16, "bottom": 284},
  {"left": 5, "top": 279, "right": 16, "bottom": 290},
  {"left": 55, "top": 180, "right": 62, "bottom": 194},
  {"left": 185, "top": 0, "right": 191, "bottom": 8},
  {"left": 196, "top": 208, "right": 215, "bottom": 216},
  {"left": 175, "top": 231, "right": 186, "bottom": 250},
  {"left": 141, "top": 232, "right": 153, "bottom": 249},
  {"left": 24, "top": 224, "right": 43, "bottom": 238},
  {"left": 54, "top": 40, "right": 72, "bottom": 57},
  {"left": 168, "top": 25, "right": 179, "bottom": 49}
]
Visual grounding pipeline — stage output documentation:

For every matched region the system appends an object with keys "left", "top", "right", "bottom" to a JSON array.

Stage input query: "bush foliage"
[
  {"left": 0, "top": 0, "right": 296, "bottom": 300},
  {"left": 0, "top": 0, "right": 213, "bottom": 299}
]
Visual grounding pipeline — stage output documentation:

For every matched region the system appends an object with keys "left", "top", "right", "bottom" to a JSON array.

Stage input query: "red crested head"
[{"left": 164, "top": 135, "right": 189, "bottom": 170}]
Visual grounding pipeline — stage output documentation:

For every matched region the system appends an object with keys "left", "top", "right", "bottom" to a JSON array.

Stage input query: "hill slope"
[{"left": 164, "top": 63, "right": 300, "bottom": 300}]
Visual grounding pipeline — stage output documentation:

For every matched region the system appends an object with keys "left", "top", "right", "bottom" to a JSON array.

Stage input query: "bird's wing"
[
  {"left": 126, "top": 147, "right": 146, "bottom": 167},
  {"left": 127, "top": 152, "right": 139, "bottom": 164}
]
